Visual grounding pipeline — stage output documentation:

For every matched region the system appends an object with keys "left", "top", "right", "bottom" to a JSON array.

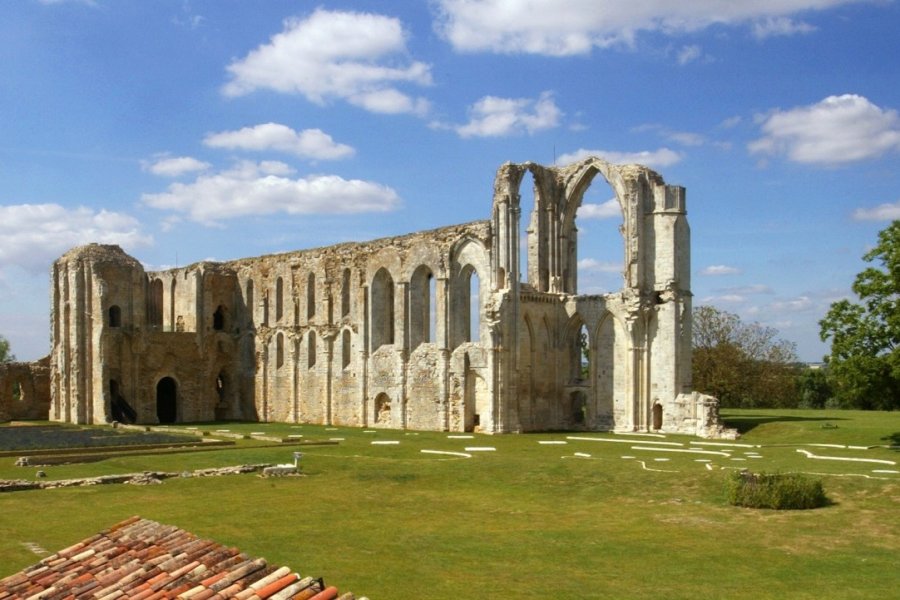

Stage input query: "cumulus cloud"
[
  {"left": 451, "top": 91, "right": 561, "bottom": 137},
  {"left": 223, "top": 9, "right": 431, "bottom": 116},
  {"left": 434, "top": 0, "right": 856, "bottom": 55},
  {"left": 700, "top": 264, "right": 741, "bottom": 276},
  {"left": 144, "top": 156, "right": 211, "bottom": 177},
  {"left": 557, "top": 147, "right": 682, "bottom": 168},
  {"left": 578, "top": 258, "right": 622, "bottom": 273},
  {"left": 204, "top": 123, "right": 355, "bottom": 160},
  {"left": 852, "top": 200, "right": 900, "bottom": 221},
  {"left": 578, "top": 198, "right": 620, "bottom": 220},
  {"left": 142, "top": 161, "right": 401, "bottom": 225},
  {"left": 0, "top": 204, "right": 152, "bottom": 273},
  {"left": 748, "top": 94, "right": 900, "bottom": 166}
]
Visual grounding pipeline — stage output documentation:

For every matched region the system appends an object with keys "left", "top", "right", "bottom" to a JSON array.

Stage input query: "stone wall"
[{"left": 0, "top": 358, "right": 50, "bottom": 421}]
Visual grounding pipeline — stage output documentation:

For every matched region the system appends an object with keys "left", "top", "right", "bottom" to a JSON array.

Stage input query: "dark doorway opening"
[
  {"left": 213, "top": 305, "right": 226, "bottom": 331},
  {"left": 156, "top": 377, "right": 177, "bottom": 423},
  {"left": 652, "top": 403, "right": 663, "bottom": 430},
  {"left": 108, "top": 305, "right": 122, "bottom": 328}
]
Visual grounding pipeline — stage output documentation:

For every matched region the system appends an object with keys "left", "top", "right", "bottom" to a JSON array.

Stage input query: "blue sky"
[{"left": 2, "top": 0, "right": 900, "bottom": 362}]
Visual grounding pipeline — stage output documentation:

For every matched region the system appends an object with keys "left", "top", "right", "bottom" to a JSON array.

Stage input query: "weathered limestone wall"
[{"left": 0, "top": 358, "right": 50, "bottom": 421}]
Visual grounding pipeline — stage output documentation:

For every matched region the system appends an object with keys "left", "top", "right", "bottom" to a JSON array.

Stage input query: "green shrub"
[{"left": 725, "top": 471, "right": 828, "bottom": 510}]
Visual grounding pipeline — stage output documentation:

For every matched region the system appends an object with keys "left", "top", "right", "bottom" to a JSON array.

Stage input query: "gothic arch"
[
  {"left": 564, "top": 314, "right": 590, "bottom": 384},
  {"left": 409, "top": 264, "right": 436, "bottom": 349},
  {"left": 370, "top": 267, "right": 395, "bottom": 350},
  {"left": 449, "top": 238, "right": 488, "bottom": 348}
]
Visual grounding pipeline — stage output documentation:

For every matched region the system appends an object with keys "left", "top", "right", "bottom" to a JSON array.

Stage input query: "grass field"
[{"left": 1, "top": 409, "right": 898, "bottom": 599}]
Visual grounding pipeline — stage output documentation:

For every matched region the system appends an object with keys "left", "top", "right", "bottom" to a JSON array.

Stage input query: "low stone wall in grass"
[{"left": 0, "top": 464, "right": 273, "bottom": 493}]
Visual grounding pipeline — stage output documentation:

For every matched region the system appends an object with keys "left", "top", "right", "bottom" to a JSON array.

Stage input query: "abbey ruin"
[{"left": 0, "top": 157, "right": 730, "bottom": 437}]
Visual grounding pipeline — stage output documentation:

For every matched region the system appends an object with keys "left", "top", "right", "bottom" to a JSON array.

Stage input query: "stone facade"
[{"left": 5, "top": 157, "right": 732, "bottom": 437}]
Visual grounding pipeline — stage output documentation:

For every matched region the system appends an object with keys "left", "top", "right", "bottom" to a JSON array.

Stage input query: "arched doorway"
[
  {"left": 652, "top": 402, "right": 663, "bottom": 431},
  {"left": 156, "top": 377, "right": 177, "bottom": 423},
  {"left": 374, "top": 392, "right": 391, "bottom": 426}
]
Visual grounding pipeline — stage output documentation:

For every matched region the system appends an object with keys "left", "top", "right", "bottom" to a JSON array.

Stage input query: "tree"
[
  {"left": 692, "top": 306, "right": 799, "bottom": 408},
  {"left": 820, "top": 221, "right": 900, "bottom": 410},
  {"left": 0, "top": 334, "right": 13, "bottom": 363},
  {"left": 796, "top": 367, "right": 831, "bottom": 409}
]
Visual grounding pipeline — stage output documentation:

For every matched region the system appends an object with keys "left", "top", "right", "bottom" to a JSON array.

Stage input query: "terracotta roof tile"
[{"left": 0, "top": 518, "right": 360, "bottom": 600}]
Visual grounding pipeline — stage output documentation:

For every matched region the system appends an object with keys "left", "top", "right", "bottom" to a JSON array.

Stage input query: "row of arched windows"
[
  {"left": 247, "top": 269, "right": 353, "bottom": 328},
  {"left": 274, "top": 328, "right": 352, "bottom": 371},
  {"left": 369, "top": 264, "right": 481, "bottom": 353}
]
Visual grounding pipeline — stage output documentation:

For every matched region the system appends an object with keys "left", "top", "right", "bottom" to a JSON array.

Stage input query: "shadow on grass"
[
  {"left": 722, "top": 414, "right": 849, "bottom": 435},
  {"left": 0, "top": 423, "right": 197, "bottom": 452},
  {"left": 882, "top": 432, "right": 900, "bottom": 449}
]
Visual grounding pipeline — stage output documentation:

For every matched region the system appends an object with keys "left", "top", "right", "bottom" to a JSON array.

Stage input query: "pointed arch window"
[
  {"left": 410, "top": 265, "right": 435, "bottom": 348},
  {"left": 275, "top": 277, "right": 284, "bottom": 322},
  {"left": 307, "top": 273, "right": 316, "bottom": 320},
  {"left": 341, "top": 268, "right": 351, "bottom": 318},
  {"left": 370, "top": 268, "right": 395, "bottom": 350},
  {"left": 308, "top": 330, "right": 317, "bottom": 368},
  {"left": 342, "top": 329, "right": 352, "bottom": 369}
]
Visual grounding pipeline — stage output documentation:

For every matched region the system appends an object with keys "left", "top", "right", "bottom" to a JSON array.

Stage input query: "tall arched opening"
[
  {"left": 156, "top": 377, "right": 177, "bottom": 424},
  {"left": 370, "top": 268, "right": 395, "bottom": 350},
  {"left": 409, "top": 265, "right": 435, "bottom": 349},
  {"left": 374, "top": 392, "right": 391, "bottom": 425},
  {"left": 571, "top": 171, "right": 625, "bottom": 295}
]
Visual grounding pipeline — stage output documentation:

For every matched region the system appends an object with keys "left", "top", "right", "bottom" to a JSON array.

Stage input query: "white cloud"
[
  {"left": 223, "top": 9, "right": 432, "bottom": 116},
  {"left": 578, "top": 199, "right": 620, "bottom": 220},
  {"left": 557, "top": 147, "right": 682, "bottom": 168},
  {"left": 142, "top": 161, "right": 401, "bottom": 225},
  {"left": 435, "top": 0, "right": 860, "bottom": 56},
  {"left": 751, "top": 17, "right": 816, "bottom": 40},
  {"left": 204, "top": 123, "right": 355, "bottom": 160},
  {"left": 453, "top": 91, "right": 561, "bottom": 137},
  {"left": 0, "top": 204, "right": 152, "bottom": 273},
  {"left": 701, "top": 264, "right": 741, "bottom": 276},
  {"left": 719, "top": 116, "right": 742, "bottom": 129},
  {"left": 852, "top": 200, "right": 900, "bottom": 221},
  {"left": 700, "top": 294, "right": 745, "bottom": 304},
  {"left": 144, "top": 156, "right": 211, "bottom": 177},
  {"left": 677, "top": 44, "right": 702, "bottom": 65},
  {"left": 578, "top": 258, "right": 622, "bottom": 273},
  {"left": 770, "top": 295, "right": 814, "bottom": 312},
  {"left": 748, "top": 94, "right": 900, "bottom": 165}
]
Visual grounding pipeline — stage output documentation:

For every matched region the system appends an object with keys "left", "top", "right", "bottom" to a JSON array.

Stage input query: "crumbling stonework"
[
  {"left": 5, "top": 157, "right": 731, "bottom": 437},
  {"left": 0, "top": 357, "right": 50, "bottom": 422}
]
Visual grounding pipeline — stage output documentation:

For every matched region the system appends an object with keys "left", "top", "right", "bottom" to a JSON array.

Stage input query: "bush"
[{"left": 725, "top": 471, "right": 828, "bottom": 510}]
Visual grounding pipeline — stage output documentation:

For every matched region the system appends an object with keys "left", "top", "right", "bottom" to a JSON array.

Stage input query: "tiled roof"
[{"left": 0, "top": 516, "right": 360, "bottom": 599}]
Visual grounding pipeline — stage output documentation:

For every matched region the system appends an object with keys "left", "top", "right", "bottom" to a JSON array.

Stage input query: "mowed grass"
[{"left": 0, "top": 410, "right": 898, "bottom": 599}]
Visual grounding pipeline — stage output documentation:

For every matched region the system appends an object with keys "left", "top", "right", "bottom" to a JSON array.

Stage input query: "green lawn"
[{"left": 1, "top": 409, "right": 898, "bottom": 599}]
